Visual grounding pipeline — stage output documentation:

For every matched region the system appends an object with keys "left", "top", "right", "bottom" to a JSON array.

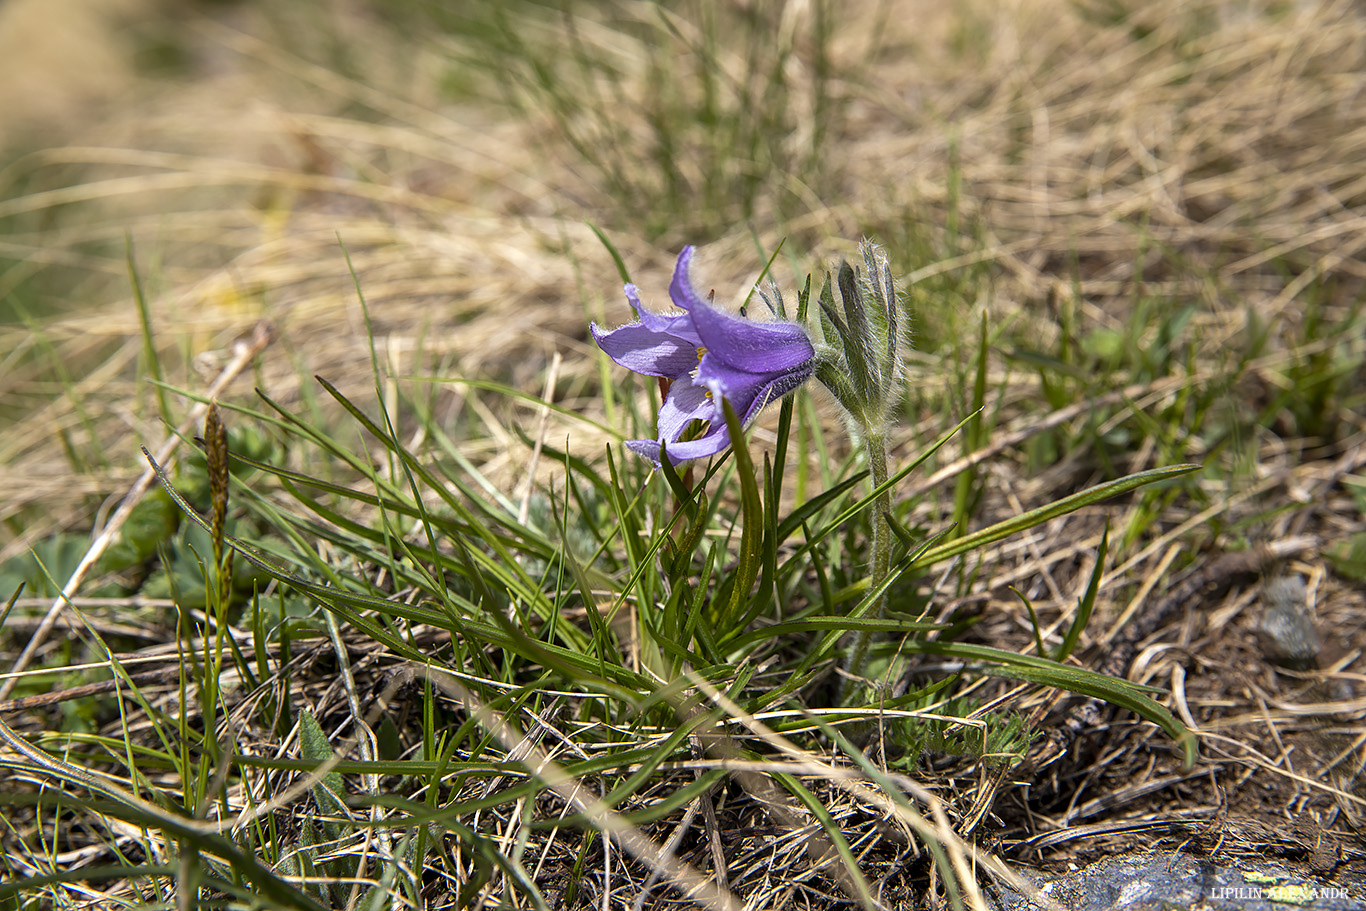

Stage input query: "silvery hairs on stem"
[{"left": 772, "top": 240, "right": 909, "bottom": 696}]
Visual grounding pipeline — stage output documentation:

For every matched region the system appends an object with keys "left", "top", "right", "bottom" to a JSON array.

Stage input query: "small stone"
[{"left": 1257, "top": 576, "right": 1320, "bottom": 670}]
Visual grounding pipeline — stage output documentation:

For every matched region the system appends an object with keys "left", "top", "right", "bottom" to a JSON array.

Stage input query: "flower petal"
[
  {"left": 604, "top": 245, "right": 817, "bottom": 466},
  {"left": 625, "top": 439, "right": 664, "bottom": 463},
  {"left": 655, "top": 376, "right": 714, "bottom": 445},
  {"left": 667, "top": 246, "right": 814, "bottom": 374},
  {"left": 635, "top": 305, "right": 698, "bottom": 339},
  {"left": 624, "top": 282, "right": 644, "bottom": 312},
  {"left": 626, "top": 283, "right": 700, "bottom": 339},
  {"left": 739, "top": 368, "right": 814, "bottom": 426},
  {"left": 689, "top": 293, "right": 814, "bottom": 374},
  {"left": 661, "top": 427, "right": 733, "bottom": 462},
  {"left": 668, "top": 246, "right": 706, "bottom": 312},
  {"left": 591, "top": 321, "right": 700, "bottom": 378},
  {"left": 698, "top": 357, "right": 813, "bottom": 424},
  {"left": 630, "top": 432, "right": 730, "bottom": 464}
]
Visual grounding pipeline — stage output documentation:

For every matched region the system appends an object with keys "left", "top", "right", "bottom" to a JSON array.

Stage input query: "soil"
[{"left": 967, "top": 540, "right": 1366, "bottom": 910}]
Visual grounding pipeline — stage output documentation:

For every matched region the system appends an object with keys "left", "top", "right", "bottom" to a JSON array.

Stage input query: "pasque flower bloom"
[{"left": 592, "top": 246, "right": 815, "bottom": 464}]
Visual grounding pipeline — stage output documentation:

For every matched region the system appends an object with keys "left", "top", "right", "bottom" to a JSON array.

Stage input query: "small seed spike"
[{"left": 204, "top": 401, "right": 233, "bottom": 607}]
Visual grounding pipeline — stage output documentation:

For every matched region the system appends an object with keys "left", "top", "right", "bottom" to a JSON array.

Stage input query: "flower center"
[{"left": 693, "top": 347, "right": 713, "bottom": 398}]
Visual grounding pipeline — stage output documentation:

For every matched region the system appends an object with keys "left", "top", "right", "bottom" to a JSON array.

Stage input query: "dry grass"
[
  {"left": 5, "top": 0, "right": 1365, "bottom": 538},
  {"left": 3, "top": 0, "right": 1366, "bottom": 907}
]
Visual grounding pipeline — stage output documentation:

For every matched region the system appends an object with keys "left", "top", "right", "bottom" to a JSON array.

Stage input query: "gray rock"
[
  {"left": 1257, "top": 576, "right": 1320, "bottom": 669},
  {"left": 990, "top": 850, "right": 1366, "bottom": 911}
]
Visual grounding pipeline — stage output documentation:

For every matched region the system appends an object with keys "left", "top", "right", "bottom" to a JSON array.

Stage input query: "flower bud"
[{"left": 812, "top": 241, "right": 907, "bottom": 435}]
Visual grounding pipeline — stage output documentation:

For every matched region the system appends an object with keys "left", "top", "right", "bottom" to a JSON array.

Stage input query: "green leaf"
[
  {"left": 1326, "top": 532, "right": 1366, "bottom": 583},
  {"left": 899, "top": 640, "right": 1197, "bottom": 766},
  {"left": 298, "top": 707, "right": 347, "bottom": 819},
  {"left": 718, "top": 398, "right": 763, "bottom": 635},
  {"left": 773, "top": 772, "right": 875, "bottom": 909},
  {"left": 587, "top": 221, "right": 631, "bottom": 284},
  {"left": 1057, "top": 524, "right": 1107, "bottom": 662},
  {"left": 658, "top": 441, "right": 701, "bottom": 522},
  {"left": 376, "top": 715, "right": 404, "bottom": 762},
  {"left": 0, "top": 795, "right": 328, "bottom": 911},
  {"left": 910, "top": 464, "right": 1200, "bottom": 572},
  {"left": 774, "top": 471, "right": 867, "bottom": 544},
  {"left": 725, "top": 616, "right": 943, "bottom": 653}
]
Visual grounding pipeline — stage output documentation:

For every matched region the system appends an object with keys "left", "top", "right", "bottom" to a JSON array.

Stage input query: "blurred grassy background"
[{"left": 4, "top": 0, "right": 1363, "bottom": 556}]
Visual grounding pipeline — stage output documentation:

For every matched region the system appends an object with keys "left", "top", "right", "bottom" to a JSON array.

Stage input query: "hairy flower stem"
[
  {"left": 810, "top": 241, "right": 905, "bottom": 704},
  {"left": 844, "top": 431, "right": 890, "bottom": 702}
]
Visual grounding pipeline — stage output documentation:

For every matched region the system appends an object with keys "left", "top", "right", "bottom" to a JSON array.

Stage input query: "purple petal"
[
  {"left": 608, "top": 245, "right": 816, "bottom": 467},
  {"left": 655, "top": 376, "right": 715, "bottom": 444},
  {"left": 625, "top": 439, "right": 664, "bottom": 464},
  {"left": 660, "top": 427, "right": 733, "bottom": 463},
  {"left": 689, "top": 295, "right": 814, "bottom": 374},
  {"left": 668, "top": 246, "right": 814, "bottom": 373},
  {"left": 630, "top": 431, "right": 730, "bottom": 464},
  {"left": 630, "top": 368, "right": 811, "bottom": 466},
  {"left": 738, "top": 368, "right": 814, "bottom": 425},
  {"left": 626, "top": 283, "right": 697, "bottom": 338},
  {"left": 696, "top": 355, "right": 761, "bottom": 406},
  {"left": 635, "top": 305, "right": 700, "bottom": 340},
  {"left": 668, "top": 246, "right": 706, "bottom": 312},
  {"left": 698, "top": 357, "right": 813, "bottom": 424},
  {"left": 591, "top": 321, "right": 700, "bottom": 378}
]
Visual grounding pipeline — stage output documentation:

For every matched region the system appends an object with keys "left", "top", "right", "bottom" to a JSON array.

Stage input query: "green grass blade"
[
  {"left": 910, "top": 464, "right": 1200, "bottom": 572},
  {"left": 1057, "top": 524, "right": 1108, "bottom": 662},
  {"left": 772, "top": 772, "right": 876, "bottom": 909},
  {"left": 897, "top": 640, "right": 1197, "bottom": 765},
  {"left": 718, "top": 398, "right": 763, "bottom": 635},
  {"left": 587, "top": 221, "right": 631, "bottom": 284}
]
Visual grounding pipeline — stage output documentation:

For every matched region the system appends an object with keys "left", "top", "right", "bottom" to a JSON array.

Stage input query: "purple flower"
[{"left": 592, "top": 246, "right": 815, "bottom": 465}]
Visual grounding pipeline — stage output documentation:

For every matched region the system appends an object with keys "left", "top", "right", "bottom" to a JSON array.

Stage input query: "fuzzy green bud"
[{"left": 812, "top": 241, "right": 908, "bottom": 436}]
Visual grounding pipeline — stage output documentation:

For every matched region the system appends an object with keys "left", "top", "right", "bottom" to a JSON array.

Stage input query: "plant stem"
[{"left": 845, "top": 429, "right": 890, "bottom": 701}]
